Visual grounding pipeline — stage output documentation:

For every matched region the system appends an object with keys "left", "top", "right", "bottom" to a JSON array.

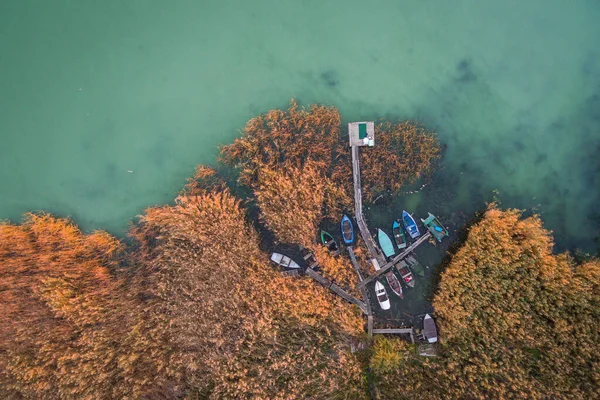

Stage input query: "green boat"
[
  {"left": 377, "top": 229, "right": 396, "bottom": 258},
  {"left": 421, "top": 212, "right": 449, "bottom": 242},
  {"left": 320, "top": 230, "right": 340, "bottom": 255},
  {"left": 392, "top": 220, "right": 407, "bottom": 249},
  {"left": 405, "top": 254, "right": 425, "bottom": 277}
]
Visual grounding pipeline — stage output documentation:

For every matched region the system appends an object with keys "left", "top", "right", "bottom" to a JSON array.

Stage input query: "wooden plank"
[
  {"left": 358, "top": 231, "right": 432, "bottom": 289},
  {"left": 372, "top": 328, "right": 414, "bottom": 334},
  {"left": 346, "top": 246, "right": 364, "bottom": 282},
  {"left": 367, "top": 315, "right": 373, "bottom": 338},
  {"left": 304, "top": 267, "right": 368, "bottom": 314},
  {"left": 347, "top": 247, "right": 373, "bottom": 317}
]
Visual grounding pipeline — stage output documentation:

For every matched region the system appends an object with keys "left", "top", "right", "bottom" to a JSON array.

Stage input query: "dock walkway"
[
  {"left": 358, "top": 231, "right": 432, "bottom": 288},
  {"left": 351, "top": 145, "right": 386, "bottom": 267}
]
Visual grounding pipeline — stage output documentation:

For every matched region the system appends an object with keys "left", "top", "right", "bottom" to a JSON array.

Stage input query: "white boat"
[
  {"left": 270, "top": 253, "right": 300, "bottom": 269},
  {"left": 423, "top": 314, "right": 438, "bottom": 343},
  {"left": 374, "top": 280, "right": 391, "bottom": 310}
]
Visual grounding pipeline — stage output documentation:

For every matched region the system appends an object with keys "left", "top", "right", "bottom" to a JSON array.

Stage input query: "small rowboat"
[
  {"left": 396, "top": 260, "right": 415, "bottom": 288},
  {"left": 385, "top": 270, "right": 403, "bottom": 298},
  {"left": 402, "top": 210, "right": 420, "bottom": 239},
  {"left": 421, "top": 212, "right": 449, "bottom": 242},
  {"left": 423, "top": 314, "right": 438, "bottom": 343},
  {"left": 320, "top": 230, "right": 340, "bottom": 255},
  {"left": 270, "top": 253, "right": 300, "bottom": 269},
  {"left": 405, "top": 255, "right": 425, "bottom": 277},
  {"left": 392, "top": 220, "right": 407, "bottom": 249},
  {"left": 341, "top": 215, "right": 354, "bottom": 245},
  {"left": 374, "top": 280, "right": 391, "bottom": 310},
  {"left": 377, "top": 229, "right": 396, "bottom": 258}
]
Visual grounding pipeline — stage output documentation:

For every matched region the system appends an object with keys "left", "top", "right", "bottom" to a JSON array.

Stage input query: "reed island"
[{"left": 1, "top": 101, "right": 598, "bottom": 399}]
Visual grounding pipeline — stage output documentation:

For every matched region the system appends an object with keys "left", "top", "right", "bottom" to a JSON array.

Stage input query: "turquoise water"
[{"left": 1, "top": 1, "right": 599, "bottom": 251}]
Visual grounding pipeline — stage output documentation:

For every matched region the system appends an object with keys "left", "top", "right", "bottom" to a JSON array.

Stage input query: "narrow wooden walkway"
[
  {"left": 358, "top": 231, "right": 432, "bottom": 289},
  {"left": 347, "top": 246, "right": 373, "bottom": 336},
  {"left": 351, "top": 145, "right": 386, "bottom": 267},
  {"left": 304, "top": 261, "right": 369, "bottom": 315},
  {"left": 372, "top": 328, "right": 415, "bottom": 343}
]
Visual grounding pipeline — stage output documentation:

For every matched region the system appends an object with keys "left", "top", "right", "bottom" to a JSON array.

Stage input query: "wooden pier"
[
  {"left": 357, "top": 231, "right": 432, "bottom": 289},
  {"left": 371, "top": 328, "right": 415, "bottom": 343},
  {"left": 351, "top": 145, "right": 386, "bottom": 267},
  {"left": 300, "top": 248, "right": 369, "bottom": 315},
  {"left": 347, "top": 246, "right": 373, "bottom": 336}
]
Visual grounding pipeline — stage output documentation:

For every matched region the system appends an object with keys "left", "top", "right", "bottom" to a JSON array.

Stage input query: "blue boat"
[
  {"left": 340, "top": 215, "right": 354, "bottom": 245},
  {"left": 377, "top": 229, "right": 396, "bottom": 258},
  {"left": 402, "top": 210, "right": 420, "bottom": 239}
]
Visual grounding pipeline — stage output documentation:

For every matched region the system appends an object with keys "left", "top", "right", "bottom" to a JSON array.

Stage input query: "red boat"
[
  {"left": 396, "top": 260, "right": 415, "bottom": 288},
  {"left": 385, "top": 270, "right": 403, "bottom": 298}
]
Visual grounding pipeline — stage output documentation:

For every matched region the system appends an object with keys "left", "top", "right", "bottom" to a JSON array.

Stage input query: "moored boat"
[
  {"left": 402, "top": 210, "right": 420, "bottom": 239},
  {"left": 340, "top": 215, "right": 354, "bottom": 245},
  {"left": 320, "top": 230, "right": 340, "bottom": 255},
  {"left": 385, "top": 270, "right": 403, "bottom": 298},
  {"left": 405, "top": 254, "right": 425, "bottom": 277},
  {"left": 270, "top": 253, "right": 300, "bottom": 269},
  {"left": 392, "top": 220, "right": 407, "bottom": 249},
  {"left": 396, "top": 260, "right": 415, "bottom": 287},
  {"left": 421, "top": 212, "right": 449, "bottom": 242},
  {"left": 374, "top": 280, "right": 391, "bottom": 310},
  {"left": 423, "top": 314, "right": 438, "bottom": 343},
  {"left": 377, "top": 228, "right": 396, "bottom": 258}
]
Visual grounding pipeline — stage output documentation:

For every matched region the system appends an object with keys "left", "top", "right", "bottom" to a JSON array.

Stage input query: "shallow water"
[{"left": 1, "top": 0, "right": 599, "bottom": 254}]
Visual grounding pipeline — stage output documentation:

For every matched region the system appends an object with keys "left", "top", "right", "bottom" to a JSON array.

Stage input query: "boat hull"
[
  {"left": 377, "top": 229, "right": 396, "bottom": 258},
  {"left": 421, "top": 212, "right": 448, "bottom": 242},
  {"left": 402, "top": 210, "right": 421, "bottom": 239},
  {"left": 423, "top": 314, "right": 438, "bottom": 343},
  {"left": 385, "top": 271, "right": 403, "bottom": 298},
  {"left": 341, "top": 215, "right": 354, "bottom": 245},
  {"left": 392, "top": 220, "right": 407, "bottom": 249}
]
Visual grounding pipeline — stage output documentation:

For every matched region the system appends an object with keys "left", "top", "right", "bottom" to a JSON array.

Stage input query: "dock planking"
[
  {"left": 357, "top": 231, "right": 432, "bottom": 289},
  {"left": 304, "top": 262, "right": 369, "bottom": 315}
]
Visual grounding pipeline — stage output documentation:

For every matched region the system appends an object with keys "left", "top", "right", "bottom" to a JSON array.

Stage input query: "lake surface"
[{"left": 1, "top": 0, "right": 599, "bottom": 252}]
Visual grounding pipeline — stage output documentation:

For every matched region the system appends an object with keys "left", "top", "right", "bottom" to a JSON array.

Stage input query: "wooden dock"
[
  {"left": 357, "top": 231, "right": 432, "bottom": 289},
  {"left": 372, "top": 328, "right": 415, "bottom": 343},
  {"left": 304, "top": 258, "right": 369, "bottom": 315},
  {"left": 347, "top": 246, "right": 373, "bottom": 335},
  {"left": 351, "top": 145, "right": 386, "bottom": 267}
]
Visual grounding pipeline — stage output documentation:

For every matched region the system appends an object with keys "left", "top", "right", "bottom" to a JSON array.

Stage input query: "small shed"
[{"left": 348, "top": 121, "right": 375, "bottom": 147}]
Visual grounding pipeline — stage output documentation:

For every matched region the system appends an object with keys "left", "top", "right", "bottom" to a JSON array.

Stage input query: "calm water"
[{"left": 1, "top": 1, "right": 599, "bottom": 254}]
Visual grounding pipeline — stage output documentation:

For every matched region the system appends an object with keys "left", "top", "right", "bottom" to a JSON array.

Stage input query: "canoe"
[
  {"left": 320, "top": 230, "right": 340, "bottom": 255},
  {"left": 392, "top": 220, "right": 407, "bottom": 249},
  {"left": 374, "top": 280, "right": 391, "bottom": 310},
  {"left": 270, "top": 253, "right": 300, "bottom": 269},
  {"left": 396, "top": 260, "right": 415, "bottom": 288},
  {"left": 385, "top": 270, "right": 403, "bottom": 298},
  {"left": 402, "top": 210, "right": 420, "bottom": 239},
  {"left": 377, "top": 229, "right": 396, "bottom": 258},
  {"left": 423, "top": 314, "right": 438, "bottom": 343},
  {"left": 341, "top": 215, "right": 354, "bottom": 245},
  {"left": 421, "top": 212, "right": 449, "bottom": 242},
  {"left": 406, "top": 255, "right": 425, "bottom": 277}
]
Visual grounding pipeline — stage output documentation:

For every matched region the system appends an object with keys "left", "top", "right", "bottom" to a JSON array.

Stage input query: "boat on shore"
[
  {"left": 270, "top": 253, "right": 300, "bottom": 269},
  {"left": 374, "top": 280, "right": 391, "bottom": 310},
  {"left": 385, "top": 270, "right": 403, "bottom": 298},
  {"left": 421, "top": 212, "right": 449, "bottom": 242},
  {"left": 396, "top": 260, "right": 415, "bottom": 287},
  {"left": 402, "top": 210, "right": 420, "bottom": 239},
  {"left": 423, "top": 314, "right": 438, "bottom": 343},
  {"left": 340, "top": 215, "right": 354, "bottom": 245},
  {"left": 377, "top": 228, "right": 396, "bottom": 258},
  {"left": 392, "top": 220, "right": 407, "bottom": 249},
  {"left": 405, "top": 254, "right": 425, "bottom": 277},
  {"left": 320, "top": 230, "right": 340, "bottom": 255}
]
